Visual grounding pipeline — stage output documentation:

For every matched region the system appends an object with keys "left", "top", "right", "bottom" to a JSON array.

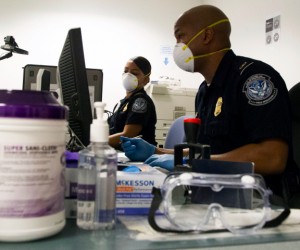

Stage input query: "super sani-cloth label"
[{"left": 0, "top": 143, "right": 65, "bottom": 218}]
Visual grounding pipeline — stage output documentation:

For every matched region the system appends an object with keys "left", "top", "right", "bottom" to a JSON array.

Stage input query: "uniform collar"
[
  {"left": 210, "top": 49, "right": 236, "bottom": 88},
  {"left": 133, "top": 88, "right": 145, "bottom": 95},
  {"left": 126, "top": 88, "right": 145, "bottom": 99}
]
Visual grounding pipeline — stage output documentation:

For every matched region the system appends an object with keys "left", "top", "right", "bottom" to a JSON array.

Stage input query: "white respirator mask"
[
  {"left": 122, "top": 72, "right": 138, "bottom": 92},
  {"left": 173, "top": 19, "right": 230, "bottom": 73}
]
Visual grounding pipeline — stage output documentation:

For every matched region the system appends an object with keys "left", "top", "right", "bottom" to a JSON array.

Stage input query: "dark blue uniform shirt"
[
  {"left": 195, "top": 50, "right": 298, "bottom": 198},
  {"left": 108, "top": 88, "right": 157, "bottom": 146}
]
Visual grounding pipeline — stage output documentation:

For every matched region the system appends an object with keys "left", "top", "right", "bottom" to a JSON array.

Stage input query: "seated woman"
[{"left": 108, "top": 56, "right": 157, "bottom": 150}]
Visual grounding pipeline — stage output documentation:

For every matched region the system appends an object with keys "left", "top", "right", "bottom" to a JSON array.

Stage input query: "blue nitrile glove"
[
  {"left": 120, "top": 136, "right": 156, "bottom": 162},
  {"left": 122, "top": 165, "right": 141, "bottom": 173},
  {"left": 144, "top": 154, "right": 174, "bottom": 171}
]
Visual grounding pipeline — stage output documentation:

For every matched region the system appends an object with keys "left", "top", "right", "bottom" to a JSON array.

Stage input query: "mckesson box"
[{"left": 116, "top": 165, "right": 166, "bottom": 215}]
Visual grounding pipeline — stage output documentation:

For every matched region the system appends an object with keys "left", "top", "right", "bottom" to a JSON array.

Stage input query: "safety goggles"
[{"left": 148, "top": 172, "right": 290, "bottom": 235}]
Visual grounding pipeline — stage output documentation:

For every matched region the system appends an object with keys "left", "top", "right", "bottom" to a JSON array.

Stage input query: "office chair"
[
  {"left": 289, "top": 82, "right": 300, "bottom": 169},
  {"left": 164, "top": 115, "right": 191, "bottom": 149},
  {"left": 288, "top": 82, "right": 300, "bottom": 208}
]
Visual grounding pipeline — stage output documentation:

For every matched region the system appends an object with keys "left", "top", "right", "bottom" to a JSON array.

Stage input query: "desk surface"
[{"left": 1, "top": 217, "right": 300, "bottom": 250}]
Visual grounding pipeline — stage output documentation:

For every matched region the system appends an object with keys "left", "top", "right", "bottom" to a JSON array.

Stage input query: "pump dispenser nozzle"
[{"left": 90, "top": 102, "right": 109, "bottom": 143}]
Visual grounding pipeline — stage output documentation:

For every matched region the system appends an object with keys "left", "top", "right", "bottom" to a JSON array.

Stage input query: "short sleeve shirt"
[
  {"left": 108, "top": 89, "right": 157, "bottom": 146},
  {"left": 195, "top": 50, "right": 296, "bottom": 195}
]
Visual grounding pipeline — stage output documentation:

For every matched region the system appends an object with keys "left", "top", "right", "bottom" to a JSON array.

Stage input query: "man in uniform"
[{"left": 121, "top": 5, "right": 300, "bottom": 204}]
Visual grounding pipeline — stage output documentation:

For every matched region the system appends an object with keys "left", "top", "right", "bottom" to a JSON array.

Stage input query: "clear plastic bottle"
[{"left": 77, "top": 102, "right": 117, "bottom": 230}]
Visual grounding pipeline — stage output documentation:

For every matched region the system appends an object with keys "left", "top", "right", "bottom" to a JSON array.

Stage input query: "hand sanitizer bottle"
[{"left": 77, "top": 102, "right": 117, "bottom": 230}]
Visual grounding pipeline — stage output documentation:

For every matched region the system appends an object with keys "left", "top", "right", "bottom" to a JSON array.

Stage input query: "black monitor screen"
[{"left": 57, "top": 27, "right": 93, "bottom": 151}]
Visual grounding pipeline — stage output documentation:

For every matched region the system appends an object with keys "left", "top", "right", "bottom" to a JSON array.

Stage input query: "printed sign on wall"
[
  {"left": 160, "top": 45, "right": 173, "bottom": 66},
  {"left": 266, "top": 15, "right": 281, "bottom": 45}
]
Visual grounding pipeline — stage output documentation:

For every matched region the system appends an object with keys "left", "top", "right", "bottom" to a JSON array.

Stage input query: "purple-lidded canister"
[{"left": 0, "top": 90, "right": 68, "bottom": 242}]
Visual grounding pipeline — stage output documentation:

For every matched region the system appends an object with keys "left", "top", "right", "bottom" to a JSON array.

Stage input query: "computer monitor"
[
  {"left": 57, "top": 27, "right": 93, "bottom": 151},
  {"left": 22, "top": 64, "right": 103, "bottom": 112},
  {"left": 36, "top": 69, "right": 51, "bottom": 91}
]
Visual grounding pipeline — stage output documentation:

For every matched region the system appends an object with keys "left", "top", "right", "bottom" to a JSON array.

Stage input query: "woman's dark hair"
[{"left": 130, "top": 56, "right": 151, "bottom": 75}]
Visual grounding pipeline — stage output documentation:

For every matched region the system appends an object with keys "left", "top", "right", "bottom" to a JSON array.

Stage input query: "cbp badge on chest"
[
  {"left": 214, "top": 97, "right": 223, "bottom": 116},
  {"left": 122, "top": 103, "right": 128, "bottom": 112}
]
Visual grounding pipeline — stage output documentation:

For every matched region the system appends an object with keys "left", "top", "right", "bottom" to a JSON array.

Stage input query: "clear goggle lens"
[{"left": 160, "top": 173, "right": 272, "bottom": 234}]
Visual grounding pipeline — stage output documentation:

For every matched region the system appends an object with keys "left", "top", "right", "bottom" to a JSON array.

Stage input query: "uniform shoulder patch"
[
  {"left": 132, "top": 97, "right": 147, "bottom": 113},
  {"left": 243, "top": 74, "right": 277, "bottom": 106}
]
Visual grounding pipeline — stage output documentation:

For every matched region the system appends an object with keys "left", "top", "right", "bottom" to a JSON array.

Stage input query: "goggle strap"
[
  {"left": 148, "top": 187, "right": 291, "bottom": 234},
  {"left": 148, "top": 187, "right": 194, "bottom": 233},
  {"left": 264, "top": 194, "right": 290, "bottom": 228},
  {"left": 264, "top": 208, "right": 290, "bottom": 228}
]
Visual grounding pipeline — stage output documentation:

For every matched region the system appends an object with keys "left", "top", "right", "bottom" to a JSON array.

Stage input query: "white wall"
[
  {"left": 1, "top": 0, "right": 300, "bottom": 111},
  {"left": 203, "top": 0, "right": 300, "bottom": 89},
  {"left": 0, "top": 0, "right": 202, "bottom": 111}
]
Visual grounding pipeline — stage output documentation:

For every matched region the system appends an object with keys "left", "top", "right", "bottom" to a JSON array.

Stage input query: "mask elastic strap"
[
  {"left": 185, "top": 48, "right": 231, "bottom": 63},
  {"left": 191, "top": 48, "right": 230, "bottom": 61},
  {"left": 184, "top": 18, "right": 229, "bottom": 50},
  {"left": 148, "top": 187, "right": 290, "bottom": 234}
]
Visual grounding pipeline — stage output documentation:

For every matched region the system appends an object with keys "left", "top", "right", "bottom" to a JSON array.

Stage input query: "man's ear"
[
  {"left": 143, "top": 75, "right": 150, "bottom": 85},
  {"left": 203, "top": 28, "right": 214, "bottom": 44}
]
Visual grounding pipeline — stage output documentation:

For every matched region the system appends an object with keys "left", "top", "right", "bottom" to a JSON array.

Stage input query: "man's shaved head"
[
  {"left": 173, "top": 5, "right": 232, "bottom": 78},
  {"left": 179, "top": 5, "right": 228, "bottom": 28},
  {"left": 175, "top": 5, "right": 231, "bottom": 47}
]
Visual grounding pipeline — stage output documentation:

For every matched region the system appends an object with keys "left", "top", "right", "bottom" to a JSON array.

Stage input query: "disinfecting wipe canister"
[{"left": 0, "top": 90, "right": 68, "bottom": 242}]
